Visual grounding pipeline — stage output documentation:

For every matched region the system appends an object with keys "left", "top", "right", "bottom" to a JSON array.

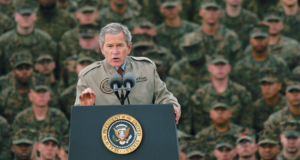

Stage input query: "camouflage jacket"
[
  {"left": 169, "top": 57, "right": 211, "bottom": 94},
  {"left": 0, "top": 116, "right": 11, "bottom": 160},
  {"left": 59, "top": 83, "right": 76, "bottom": 120},
  {"left": 0, "top": 2, "right": 14, "bottom": 18},
  {"left": 233, "top": 54, "right": 290, "bottom": 101},
  {"left": 179, "top": 26, "right": 243, "bottom": 67},
  {"left": 12, "top": 107, "right": 69, "bottom": 138},
  {"left": 155, "top": 20, "right": 201, "bottom": 60},
  {"left": 0, "top": 12, "right": 15, "bottom": 36},
  {"left": 97, "top": 6, "right": 139, "bottom": 31},
  {"left": 191, "top": 80, "right": 253, "bottom": 132},
  {"left": 281, "top": 8, "right": 300, "bottom": 43},
  {"left": 243, "top": 36, "right": 300, "bottom": 71},
  {"left": 219, "top": 8, "right": 259, "bottom": 49},
  {"left": 59, "top": 27, "right": 80, "bottom": 66},
  {"left": 0, "top": 28, "right": 57, "bottom": 74},
  {"left": 277, "top": 152, "right": 300, "bottom": 160},
  {"left": 253, "top": 95, "right": 287, "bottom": 132},
  {"left": 35, "top": 5, "right": 78, "bottom": 42}
]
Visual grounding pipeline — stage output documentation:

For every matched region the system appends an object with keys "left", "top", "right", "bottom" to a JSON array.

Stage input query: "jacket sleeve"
[{"left": 74, "top": 74, "right": 89, "bottom": 106}]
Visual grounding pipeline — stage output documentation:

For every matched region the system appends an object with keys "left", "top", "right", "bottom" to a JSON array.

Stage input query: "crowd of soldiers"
[{"left": 1, "top": 0, "right": 300, "bottom": 159}]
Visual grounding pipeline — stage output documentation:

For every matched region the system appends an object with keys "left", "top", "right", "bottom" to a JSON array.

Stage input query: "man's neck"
[
  {"left": 239, "top": 155, "right": 255, "bottom": 160},
  {"left": 283, "top": 4, "right": 299, "bottom": 15},
  {"left": 201, "top": 22, "right": 219, "bottom": 35},
  {"left": 283, "top": 150, "right": 300, "bottom": 160},
  {"left": 110, "top": 2, "right": 127, "bottom": 14},
  {"left": 32, "top": 104, "right": 48, "bottom": 121},
  {"left": 16, "top": 83, "right": 30, "bottom": 93},
  {"left": 44, "top": 72, "right": 56, "bottom": 84},
  {"left": 226, "top": 4, "right": 242, "bottom": 17},
  {"left": 265, "top": 93, "right": 280, "bottom": 107},
  {"left": 16, "top": 25, "right": 34, "bottom": 35},
  {"left": 269, "top": 34, "right": 281, "bottom": 45},
  {"left": 213, "top": 122, "right": 230, "bottom": 132},
  {"left": 252, "top": 50, "right": 268, "bottom": 62},
  {"left": 289, "top": 104, "right": 300, "bottom": 115},
  {"left": 212, "top": 76, "right": 229, "bottom": 93},
  {"left": 165, "top": 16, "right": 182, "bottom": 28}
]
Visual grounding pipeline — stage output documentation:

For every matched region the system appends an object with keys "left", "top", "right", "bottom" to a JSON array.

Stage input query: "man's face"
[
  {"left": 236, "top": 140, "right": 257, "bottom": 158},
  {"left": 58, "top": 149, "right": 68, "bottom": 160},
  {"left": 224, "top": 0, "right": 242, "bottom": 7},
  {"left": 209, "top": 107, "right": 232, "bottom": 125},
  {"left": 281, "top": 0, "right": 298, "bottom": 7},
  {"left": 75, "top": 11, "right": 98, "bottom": 24},
  {"left": 76, "top": 61, "right": 92, "bottom": 74},
  {"left": 258, "top": 143, "right": 280, "bottom": 160},
  {"left": 214, "top": 147, "right": 236, "bottom": 160},
  {"left": 264, "top": 20, "right": 283, "bottom": 36},
  {"left": 34, "top": 59, "right": 56, "bottom": 75},
  {"left": 286, "top": 89, "right": 300, "bottom": 107},
  {"left": 100, "top": 32, "right": 132, "bottom": 67},
  {"left": 29, "top": 90, "right": 51, "bottom": 107},
  {"left": 38, "top": 0, "right": 56, "bottom": 7},
  {"left": 208, "top": 63, "right": 231, "bottom": 80},
  {"left": 79, "top": 36, "right": 100, "bottom": 50},
  {"left": 12, "top": 143, "right": 33, "bottom": 160},
  {"left": 200, "top": 7, "right": 220, "bottom": 25},
  {"left": 261, "top": 82, "right": 282, "bottom": 99},
  {"left": 14, "top": 13, "right": 37, "bottom": 28},
  {"left": 281, "top": 135, "right": 300, "bottom": 154},
  {"left": 13, "top": 64, "right": 34, "bottom": 84},
  {"left": 179, "top": 149, "right": 186, "bottom": 160},
  {"left": 38, "top": 140, "right": 59, "bottom": 160},
  {"left": 112, "top": 0, "right": 127, "bottom": 7},
  {"left": 160, "top": 5, "right": 182, "bottom": 20},
  {"left": 250, "top": 37, "right": 269, "bottom": 53}
]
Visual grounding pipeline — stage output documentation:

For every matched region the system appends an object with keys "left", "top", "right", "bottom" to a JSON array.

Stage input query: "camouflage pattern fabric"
[
  {"left": 0, "top": 1, "right": 15, "bottom": 18},
  {"left": 281, "top": 8, "right": 300, "bottom": 43},
  {"left": 219, "top": 8, "right": 259, "bottom": 49},
  {"left": 233, "top": 54, "right": 290, "bottom": 101},
  {"left": 12, "top": 107, "right": 69, "bottom": 138},
  {"left": 180, "top": 0, "right": 196, "bottom": 21},
  {"left": 277, "top": 152, "right": 300, "bottom": 160},
  {"left": 0, "top": 116, "right": 11, "bottom": 160},
  {"left": 35, "top": 5, "right": 78, "bottom": 42},
  {"left": 155, "top": 20, "right": 200, "bottom": 60},
  {"left": 0, "top": 12, "right": 15, "bottom": 36},
  {"left": 59, "top": 83, "right": 76, "bottom": 120},
  {"left": 243, "top": 36, "right": 300, "bottom": 70},
  {"left": 0, "top": 29, "right": 57, "bottom": 74},
  {"left": 191, "top": 80, "right": 253, "bottom": 132},
  {"left": 241, "top": 0, "right": 279, "bottom": 19},
  {"left": 57, "top": 0, "right": 77, "bottom": 13}
]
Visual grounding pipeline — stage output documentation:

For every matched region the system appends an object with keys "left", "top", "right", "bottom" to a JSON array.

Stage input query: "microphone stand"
[{"left": 115, "top": 88, "right": 130, "bottom": 105}]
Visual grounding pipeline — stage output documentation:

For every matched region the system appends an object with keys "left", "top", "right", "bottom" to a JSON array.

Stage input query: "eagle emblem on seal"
[{"left": 113, "top": 124, "right": 132, "bottom": 145}]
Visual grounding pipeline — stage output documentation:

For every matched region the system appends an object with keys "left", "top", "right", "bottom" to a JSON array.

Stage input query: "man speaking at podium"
[{"left": 74, "top": 23, "right": 181, "bottom": 124}]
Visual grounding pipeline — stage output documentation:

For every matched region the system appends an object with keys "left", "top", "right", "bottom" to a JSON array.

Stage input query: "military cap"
[
  {"left": 12, "top": 129, "right": 35, "bottom": 145},
  {"left": 257, "top": 129, "right": 279, "bottom": 145},
  {"left": 250, "top": 24, "right": 269, "bottom": 38},
  {"left": 280, "top": 120, "right": 300, "bottom": 138},
  {"left": 263, "top": 9, "right": 282, "bottom": 21},
  {"left": 286, "top": 80, "right": 300, "bottom": 92},
  {"left": 32, "top": 85, "right": 50, "bottom": 92},
  {"left": 143, "top": 49, "right": 168, "bottom": 65},
  {"left": 211, "top": 102, "right": 230, "bottom": 110},
  {"left": 160, "top": 0, "right": 180, "bottom": 8},
  {"left": 259, "top": 69, "right": 280, "bottom": 83},
  {"left": 79, "top": 24, "right": 100, "bottom": 38},
  {"left": 77, "top": 0, "right": 98, "bottom": 12},
  {"left": 11, "top": 50, "right": 33, "bottom": 68},
  {"left": 186, "top": 150, "right": 205, "bottom": 158},
  {"left": 36, "top": 54, "right": 54, "bottom": 63},
  {"left": 209, "top": 54, "right": 229, "bottom": 65},
  {"left": 132, "top": 34, "right": 153, "bottom": 47},
  {"left": 215, "top": 143, "right": 234, "bottom": 149},
  {"left": 137, "top": 21, "right": 155, "bottom": 29},
  {"left": 201, "top": 0, "right": 220, "bottom": 9},
  {"left": 13, "top": 0, "right": 37, "bottom": 15},
  {"left": 292, "top": 66, "right": 300, "bottom": 75},
  {"left": 236, "top": 133, "right": 253, "bottom": 144},
  {"left": 77, "top": 56, "right": 96, "bottom": 64},
  {"left": 39, "top": 131, "right": 59, "bottom": 145},
  {"left": 61, "top": 135, "right": 69, "bottom": 152}
]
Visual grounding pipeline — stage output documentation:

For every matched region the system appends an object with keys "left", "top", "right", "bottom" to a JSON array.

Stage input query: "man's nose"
[{"left": 112, "top": 46, "right": 119, "bottom": 54}]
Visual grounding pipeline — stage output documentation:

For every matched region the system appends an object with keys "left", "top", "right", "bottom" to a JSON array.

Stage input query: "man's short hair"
[{"left": 99, "top": 23, "right": 132, "bottom": 47}]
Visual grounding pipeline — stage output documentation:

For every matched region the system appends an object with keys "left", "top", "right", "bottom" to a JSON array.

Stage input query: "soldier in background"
[
  {"left": 37, "top": 131, "right": 60, "bottom": 160},
  {"left": 253, "top": 69, "right": 287, "bottom": 132},
  {"left": 0, "top": 0, "right": 15, "bottom": 18},
  {"left": 57, "top": 135, "right": 69, "bottom": 160},
  {"left": 233, "top": 24, "right": 290, "bottom": 101},
  {"left": 0, "top": 0, "right": 57, "bottom": 75},
  {"left": 192, "top": 55, "right": 253, "bottom": 132},
  {"left": 235, "top": 134, "right": 257, "bottom": 160},
  {"left": 98, "top": 0, "right": 141, "bottom": 13},
  {"left": 0, "top": 116, "right": 11, "bottom": 160},
  {"left": 220, "top": 0, "right": 259, "bottom": 49},
  {"left": 244, "top": 10, "right": 300, "bottom": 71},
  {"left": 35, "top": 0, "right": 77, "bottom": 42},
  {"left": 155, "top": 0, "right": 200, "bottom": 60},
  {"left": 11, "top": 129, "right": 35, "bottom": 160},
  {"left": 257, "top": 129, "right": 281, "bottom": 160},
  {"left": 56, "top": 0, "right": 77, "bottom": 13},
  {"left": 0, "top": 12, "right": 15, "bottom": 36},
  {"left": 213, "top": 137, "right": 237, "bottom": 160}
]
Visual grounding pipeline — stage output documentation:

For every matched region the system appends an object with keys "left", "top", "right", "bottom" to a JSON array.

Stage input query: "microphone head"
[
  {"left": 109, "top": 73, "right": 123, "bottom": 89},
  {"left": 123, "top": 72, "right": 136, "bottom": 88}
]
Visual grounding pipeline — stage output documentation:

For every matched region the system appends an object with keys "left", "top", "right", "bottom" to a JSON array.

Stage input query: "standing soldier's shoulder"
[
  {"left": 0, "top": 29, "right": 15, "bottom": 41},
  {"left": 34, "top": 28, "right": 53, "bottom": 40},
  {"left": 78, "top": 61, "right": 102, "bottom": 77},
  {"left": 180, "top": 29, "right": 202, "bottom": 47}
]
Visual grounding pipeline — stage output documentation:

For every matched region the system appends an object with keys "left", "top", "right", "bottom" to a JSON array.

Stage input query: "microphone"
[
  {"left": 123, "top": 73, "right": 136, "bottom": 100},
  {"left": 109, "top": 73, "right": 123, "bottom": 100}
]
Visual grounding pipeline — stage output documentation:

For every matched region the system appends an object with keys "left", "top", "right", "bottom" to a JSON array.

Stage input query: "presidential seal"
[
  {"left": 102, "top": 114, "right": 143, "bottom": 154},
  {"left": 100, "top": 78, "right": 113, "bottom": 94}
]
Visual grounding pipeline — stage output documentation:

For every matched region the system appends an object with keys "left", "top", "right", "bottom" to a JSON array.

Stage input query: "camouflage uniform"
[
  {"left": 98, "top": 0, "right": 141, "bottom": 12},
  {"left": 12, "top": 107, "right": 69, "bottom": 137},
  {"left": 241, "top": 0, "right": 279, "bottom": 19},
  {"left": 281, "top": 8, "right": 300, "bottom": 43},
  {"left": 57, "top": 0, "right": 77, "bottom": 13},
  {"left": 243, "top": 36, "right": 300, "bottom": 71},
  {"left": 35, "top": 4, "right": 78, "bottom": 42},
  {"left": 191, "top": 80, "right": 253, "bottom": 132},
  {"left": 219, "top": 8, "right": 259, "bottom": 49},
  {"left": 59, "top": 84, "right": 76, "bottom": 120},
  {"left": 0, "top": 1, "right": 15, "bottom": 18},
  {"left": 97, "top": 6, "right": 139, "bottom": 31},
  {"left": 277, "top": 152, "right": 300, "bottom": 160},
  {"left": 0, "top": 12, "right": 15, "bottom": 36},
  {"left": 155, "top": 20, "right": 200, "bottom": 60},
  {"left": 0, "top": 116, "right": 11, "bottom": 160}
]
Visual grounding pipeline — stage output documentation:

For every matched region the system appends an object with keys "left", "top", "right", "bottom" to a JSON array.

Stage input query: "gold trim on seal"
[{"left": 102, "top": 114, "right": 143, "bottom": 154}]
